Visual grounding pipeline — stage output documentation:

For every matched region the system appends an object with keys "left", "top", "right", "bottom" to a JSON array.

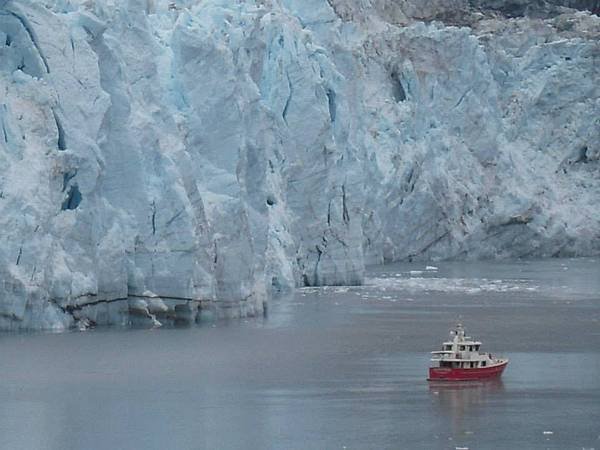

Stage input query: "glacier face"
[{"left": 0, "top": 0, "right": 598, "bottom": 330}]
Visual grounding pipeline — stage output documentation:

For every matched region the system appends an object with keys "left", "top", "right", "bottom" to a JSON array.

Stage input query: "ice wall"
[{"left": 0, "top": 0, "right": 598, "bottom": 330}]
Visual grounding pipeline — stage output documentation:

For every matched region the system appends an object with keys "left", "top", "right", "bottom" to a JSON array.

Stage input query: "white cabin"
[{"left": 431, "top": 323, "right": 501, "bottom": 369}]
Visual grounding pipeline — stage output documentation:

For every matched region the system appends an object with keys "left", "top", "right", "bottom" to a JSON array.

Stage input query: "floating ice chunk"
[
  {"left": 365, "top": 276, "right": 539, "bottom": 294},
  {"left": 334, "top": 287, "right": 349, "bottom": 293},
  {"left": 426, "top": 266, "right": 438, "bottom": 271},
  {"left": 409, "top": 270, "right": 424, "bottom": 275},
  {"left": 542, "top": 431, "right": 554, "bottom": 435}
]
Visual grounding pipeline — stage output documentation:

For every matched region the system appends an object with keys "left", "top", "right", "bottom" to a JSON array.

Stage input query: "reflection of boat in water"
[
  {"left": 429, "top": 378, "right": 505, "bottom": 396},
  {"left": 428, "top": 323, "right": 508, "bottom": 381},
  {"left": 429, "top": 379, "right": 505, "bottom": 414},
  {"left": 429, "top": 378, "right": 505, "bottom": 436}
]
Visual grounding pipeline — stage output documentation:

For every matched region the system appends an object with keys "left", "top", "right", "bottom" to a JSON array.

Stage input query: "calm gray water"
[{"left": 1, "top": 258, "right": 599, "bottom": 450}]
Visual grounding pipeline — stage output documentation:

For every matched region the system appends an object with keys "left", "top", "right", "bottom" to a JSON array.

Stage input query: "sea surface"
[{"left": 1, "top": 258, "right": 599, "bottom": 450}]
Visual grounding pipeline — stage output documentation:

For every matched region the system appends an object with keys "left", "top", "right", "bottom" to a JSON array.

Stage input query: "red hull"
[{"left": 428, "top": 360, "right": 508, "bottom": 381}]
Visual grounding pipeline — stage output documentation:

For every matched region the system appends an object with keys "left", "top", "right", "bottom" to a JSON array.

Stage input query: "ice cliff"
[{"left": 0, "top": 0, "right": 598, "bottom": 330}]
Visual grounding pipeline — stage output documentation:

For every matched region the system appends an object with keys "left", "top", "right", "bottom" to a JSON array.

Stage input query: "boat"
[{"left": 428, "top": 322, "right": 508, "bottom": 381}]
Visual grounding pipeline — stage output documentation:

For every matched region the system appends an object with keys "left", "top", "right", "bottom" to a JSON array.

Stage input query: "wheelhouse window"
[{"left": 459, "top": 345, "right": 465, "bottom": 351}]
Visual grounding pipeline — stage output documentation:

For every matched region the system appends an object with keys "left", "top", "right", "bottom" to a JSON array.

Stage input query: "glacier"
[{"left": 0, "top": 0, "right": 598, "bottom": 330}]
